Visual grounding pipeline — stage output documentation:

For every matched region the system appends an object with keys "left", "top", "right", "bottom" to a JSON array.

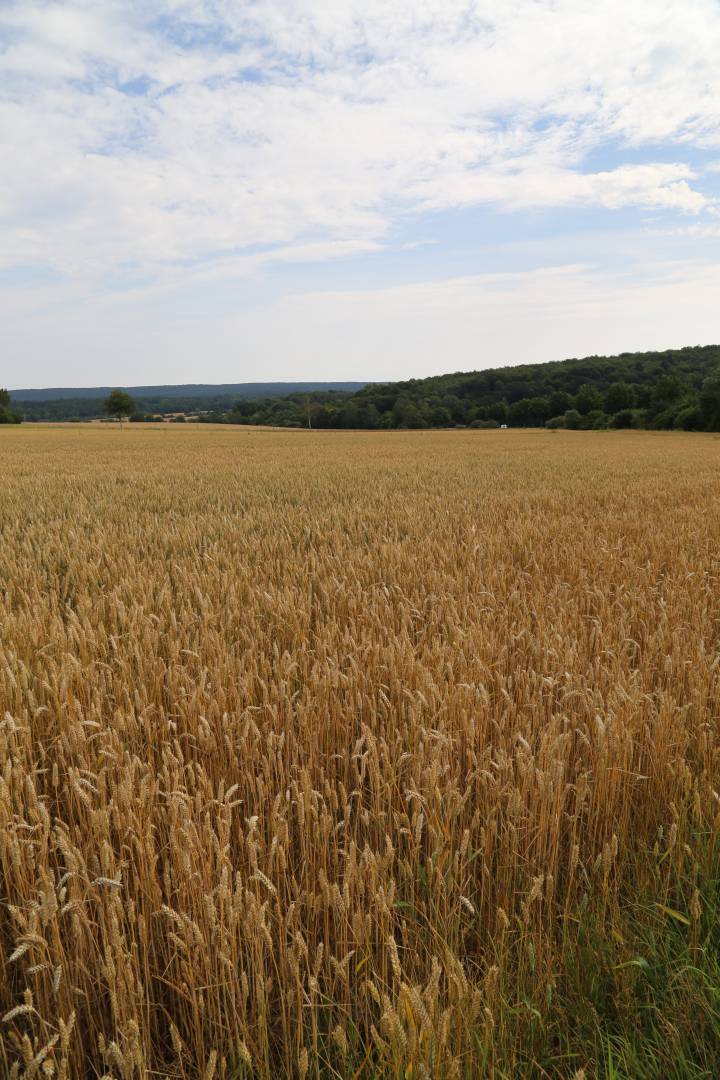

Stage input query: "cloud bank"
[{"left": 2, "top": 1, "right": 720, "bottom": 383}]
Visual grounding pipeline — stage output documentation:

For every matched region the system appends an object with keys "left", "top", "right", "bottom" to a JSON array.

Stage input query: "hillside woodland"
[{"left": 212, "top": 345, "right": 720, "bottom": 431}]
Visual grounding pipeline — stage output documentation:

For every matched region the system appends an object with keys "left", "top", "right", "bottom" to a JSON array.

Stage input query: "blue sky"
[{"left": 2, "top": 0, "right": 720, "bottom": 388}]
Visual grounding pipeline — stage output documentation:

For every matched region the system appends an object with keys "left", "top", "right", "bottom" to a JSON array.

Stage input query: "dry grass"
[{"left": 1, "top": 424, "right": 719, "bottom": 1079}]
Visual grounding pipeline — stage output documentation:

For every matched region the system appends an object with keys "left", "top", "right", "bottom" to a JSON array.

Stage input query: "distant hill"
[
  {"left": 10, "top": 382, "right": 368, "bottom": 421},
  {"left": 11, "top": 381, "right": 366, "bottom": 402},
  {"left": 214, "top": 344, "right": 720, "bottom": 431}
]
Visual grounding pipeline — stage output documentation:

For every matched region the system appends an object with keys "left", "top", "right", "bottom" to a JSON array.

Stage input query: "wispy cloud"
[
  {"left": 2, "top": 1, "right": 720, "bottom": 274},
  {"left": 1, "top": 1, "right": 720, "bottom": 383}
]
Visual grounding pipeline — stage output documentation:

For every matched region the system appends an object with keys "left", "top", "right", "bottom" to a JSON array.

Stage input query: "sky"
[{"left": 2, "top": 1, "right": 720, "bottom": 389}]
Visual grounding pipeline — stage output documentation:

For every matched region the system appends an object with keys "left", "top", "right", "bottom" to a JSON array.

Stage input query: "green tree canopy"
[
  {"left": 699, "top": 371, "right": 720, "bottom": 430},
  {"left": 0, "top": 388, "right": 21, "bottom": 425},
  {"left": 603, "top": 382, "right": 635, "bottom": 413},
  {"left": 104, "top": 390, "right": 136, "bottom": 421},
  {"left": 574, "top": 383, "right": 602, "bottom": 415}
]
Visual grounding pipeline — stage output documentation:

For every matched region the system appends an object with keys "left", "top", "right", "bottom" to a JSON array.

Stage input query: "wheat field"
[{"left": 1, "top": 424, "right": 719, "bottom": 1079}]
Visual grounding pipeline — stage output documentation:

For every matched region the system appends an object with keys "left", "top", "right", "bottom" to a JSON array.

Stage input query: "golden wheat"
[{"left": 0, "top": 424, "right": 719, "bottom": 1077}]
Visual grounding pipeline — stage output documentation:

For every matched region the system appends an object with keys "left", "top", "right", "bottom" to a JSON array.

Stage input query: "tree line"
[{"left": 6, "top": 344, "right": 720, "bottom": 431}]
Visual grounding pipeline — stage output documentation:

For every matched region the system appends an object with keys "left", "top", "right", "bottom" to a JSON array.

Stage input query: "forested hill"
[{"left": 217, "top": 344, "right": 720, "bottom": 431}]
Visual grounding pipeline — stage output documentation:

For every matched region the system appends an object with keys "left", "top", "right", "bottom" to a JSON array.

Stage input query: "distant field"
[{"left": 1, "top": 426, "right": 719, "bottom": 1078}]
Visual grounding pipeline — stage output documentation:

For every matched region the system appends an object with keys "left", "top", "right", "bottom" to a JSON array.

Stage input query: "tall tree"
[
  {"left": 574, "top": 383, "right": 602, "bottom": 415},
  {"left": 104, "top": 390, "right": 136, "bottom": 423},
  {"left": 0, "top": 388, "right": 21, "bottom": 424}
]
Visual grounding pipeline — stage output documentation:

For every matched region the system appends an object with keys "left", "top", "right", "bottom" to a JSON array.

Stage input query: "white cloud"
[
  {"left": 1, "top": 0, "right": 719, "bottom": 281},
  {"left": 2, "top": 1, "right": 720, "bottom": 386},
  {"left": 412, "top": 163, "right": 707, "bottom": 213}
]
